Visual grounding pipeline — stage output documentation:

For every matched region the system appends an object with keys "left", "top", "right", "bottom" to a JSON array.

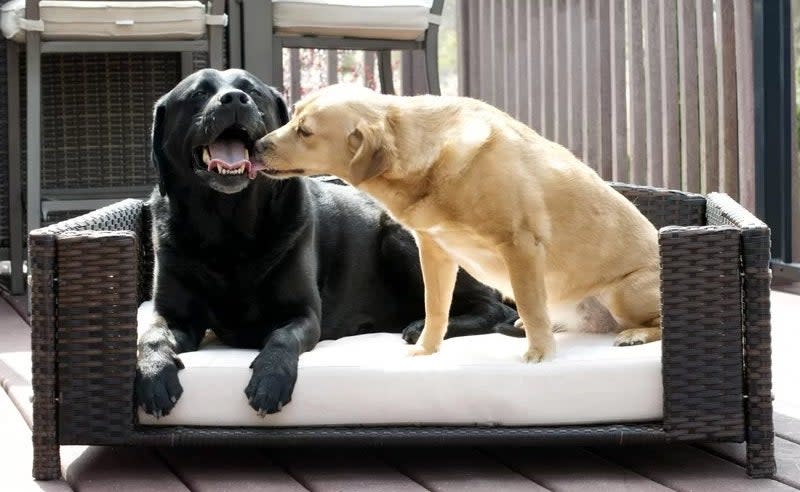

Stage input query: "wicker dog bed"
[{"left": 27, "top": 183, "right": 776, "bottom": 480}]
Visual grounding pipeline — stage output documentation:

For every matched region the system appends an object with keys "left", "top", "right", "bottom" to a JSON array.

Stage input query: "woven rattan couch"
[{"left": 27, "top": 182, "right": 776, "bottom": 480}]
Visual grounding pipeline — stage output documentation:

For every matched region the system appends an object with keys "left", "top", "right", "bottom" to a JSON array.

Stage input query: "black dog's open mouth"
[{"left": 195, "top": 126, "right": 263, "bottom": 179}]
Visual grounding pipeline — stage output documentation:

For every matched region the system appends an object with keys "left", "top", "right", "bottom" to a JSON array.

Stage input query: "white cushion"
[
  {"left": 272, "top": 0, "right": 434, "bottom": 41},
  {"left": 1, "top": 0, "right": 209, "bottom": 42},
  {"left": 136, "top": 302, "right": 663, "bottom": 427}
]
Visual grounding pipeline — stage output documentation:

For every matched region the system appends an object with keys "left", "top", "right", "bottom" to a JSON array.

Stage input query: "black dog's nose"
[{"left": 219, "top": 89, "right": 250, "bottom": 106}]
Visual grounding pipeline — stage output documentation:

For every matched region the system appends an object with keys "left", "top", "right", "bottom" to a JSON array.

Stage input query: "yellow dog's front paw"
[
  {"left": 408, "top": 343, "right": 440, "bottom": 357},
  {"left": 613, "top": 327, "right": 661, "bottom": 346},
  {"left": 522, "top": 336, "right": 556, "bottom": 363}
]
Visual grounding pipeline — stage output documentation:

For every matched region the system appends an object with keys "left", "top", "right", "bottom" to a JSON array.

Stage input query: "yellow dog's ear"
[{"left": 347, "top": 119, "right": 393, "bottom": 185}]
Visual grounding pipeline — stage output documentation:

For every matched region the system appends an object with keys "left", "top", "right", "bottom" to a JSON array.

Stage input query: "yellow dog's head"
[{"left": 253, "top": 84, "right": 396, "bottom": 185}]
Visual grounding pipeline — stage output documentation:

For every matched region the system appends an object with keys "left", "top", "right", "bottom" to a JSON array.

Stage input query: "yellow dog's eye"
[{"left": 297, "top": 126, "right": 312, "bottom": 138}]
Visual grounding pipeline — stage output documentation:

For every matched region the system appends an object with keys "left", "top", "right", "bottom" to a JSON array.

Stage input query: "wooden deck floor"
[{"left": 2, "top": 291, "right": 800, "bottom": 491}]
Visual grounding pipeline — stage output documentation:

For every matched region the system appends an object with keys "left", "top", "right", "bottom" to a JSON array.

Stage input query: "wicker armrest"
[
  {"left": 30, "top": 200, "right": 149, "bottom": 474},
  {"left": 658, "top": 224, "right": 745, "bottom": 441},
  {"left": 705, "top": 193, "right": 774, "bottom": 476}
]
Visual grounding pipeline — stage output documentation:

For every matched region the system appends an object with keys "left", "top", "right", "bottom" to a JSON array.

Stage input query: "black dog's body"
[{"left": 137, "top": 69, "right": 517, "bottom": 417}]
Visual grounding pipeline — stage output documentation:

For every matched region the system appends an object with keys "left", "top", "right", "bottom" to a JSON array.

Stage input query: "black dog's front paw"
[
  {"left": 135, "top": 354, "right": 184, "bottom": 418},
  {"left": 245, "top": 355, "right": 297, "bottom": 416},
  {"left": 402, "top": 320, "right": 425, "bottom": 345}
]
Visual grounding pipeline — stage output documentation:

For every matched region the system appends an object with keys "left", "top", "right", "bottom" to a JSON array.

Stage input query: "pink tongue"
[{"left": 208, "top": 139, "right": 248, "bottom": 166}]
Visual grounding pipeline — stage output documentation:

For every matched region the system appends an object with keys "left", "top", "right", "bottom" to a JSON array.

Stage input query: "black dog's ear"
[
  {"left": 270, "top": 87, "right": 290, "bottom": 126},
  {"left": 151, "top": 100, "right": 168, "bottom": 196}
]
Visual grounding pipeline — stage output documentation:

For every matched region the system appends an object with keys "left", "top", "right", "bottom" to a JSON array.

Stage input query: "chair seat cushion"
[
  {"left": 272, "top": 0, "right": 434, "bottom": 41},
  {"left": 135, "top": 302, "right": 663, "bottom": 427},
  {"left": 1, "top": 0, "right": 207, "bottom": 42}
]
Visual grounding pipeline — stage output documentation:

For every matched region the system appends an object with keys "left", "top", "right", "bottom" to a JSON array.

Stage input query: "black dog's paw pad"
[
  {"left": 135, "top": 359, "right": 183, "bottom": 417},
  {"left": 402, "top": 321, "right": 424, "bottom": 345},
  {"left": 245, "top": 367, "right": 295, "bottom": 416}
]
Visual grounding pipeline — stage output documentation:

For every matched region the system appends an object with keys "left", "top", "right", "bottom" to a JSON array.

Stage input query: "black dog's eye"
[
  {"left": 191, "top": 90, "right": 208, "bottom": 99},
  {"left": 248, "top": 88, "right": 266, "bottom": 98},
  {"left": 297, "top": 126, "right": 312, "bottom": 138}
]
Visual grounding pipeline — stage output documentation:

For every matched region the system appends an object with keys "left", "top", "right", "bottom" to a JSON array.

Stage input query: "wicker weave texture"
[
  {"left": 130, "top": 423, "right": 667, "bottom": 447},
  {"left": 22, "top": 53, "right": 180, "bottom": 190},
  {"left": 0, "top": 36, "right": 9, "bottom": 249},
  {"left": 659, "top": 225, "right": 745, "bottom": 441},
  {"left": 56, "top": 231, "right": 140, "bottom": 444},
  {"left": 611, "top": 183, "right": 706, "bottom": 229}
]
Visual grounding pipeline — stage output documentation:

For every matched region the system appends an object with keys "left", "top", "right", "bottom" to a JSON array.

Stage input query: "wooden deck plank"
[
  {"left": 381, "top": 447, "right": 547, "bottom": 491},
  {"left": 0, "top": 389, "right": 71, "bottom": 491},
  {"left": 702, "top": 439, "right": 800, "bottom": 490},
  {"left": 64, "top": 447, "right": 189, "bottom": 492},
  {"left": 487, "top": 447, "right": 672, "bottom": 491},
  {"left": 268, "top": 449, "right": 427, "bottom": 492},
  {"left": 157, "top": 447, "right": 307, "bottom": 492},
  {"left": 776, "top": 413, "right": 800, "bottom": 445},
  {"left": 592, "top": 444, "right": 796, "bottom": 491}
]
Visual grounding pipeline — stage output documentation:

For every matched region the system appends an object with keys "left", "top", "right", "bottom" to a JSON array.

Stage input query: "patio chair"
[
  {"left": 3, "top": 0, "right": 227, "bottom": 294},
  {"left": 26, "top": 183, "right": 776, "bottom": 480},
  {"left": 232, "top": 0, "right": 443, "bottom": 94}
]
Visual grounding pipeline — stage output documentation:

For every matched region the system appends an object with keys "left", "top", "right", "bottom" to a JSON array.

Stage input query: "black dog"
[{"left": 136, "top": 69, "right": 518, "bottom": 417}]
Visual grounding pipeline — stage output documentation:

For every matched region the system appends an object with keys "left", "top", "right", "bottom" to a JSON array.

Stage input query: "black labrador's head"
[{"left": 151, "top": 68, "right": 289, "bottom": 195}]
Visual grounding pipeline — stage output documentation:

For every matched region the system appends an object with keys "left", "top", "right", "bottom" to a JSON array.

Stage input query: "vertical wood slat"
[
  {"left": 610, "top": 0, "right": 628, "bottom": 182},
  {"left": 529, "top": 0, "right": 542, "bottom": 132},
  {"left": 597, "top": 0, "right": 612, "bottom": 179},
  {"left": 581, "top": 0, "right": 599, "bottom": 171},
  {"left": 678, "top": 0, "right": 700, "bottom": 193},
  {"left": 696, "top": 0, "right": 719, "bottom": 194},
  {"left": 515, "top": 0, "right": 530, "bottom": 126},
  {"left": 716, "top": 0, "right": 739, "bottom": 199},
  {"left": 644, "top": 0, "right": 664, "bottom": 187},
  {"left": 733, "top": 0, "right": 756, "bottom": 212},
  {"left": 456, "top": 3, "right": 469, "bottom": 95},
  {"left": 555, "top": 0, "right": 569, "bottom": 146},
  {"left": 567, "top": 0, "right": 583, "bottom": 158},
  {"left": 504, "top": 1, "right": 517, "bottom": 119},
  {"left": 627, "top": 0, "right": 647, "bottom": 184},
  {"left": 289, "top": 49, "right": 301, "bottom": 105},
  {"left": 660, "top": 0, "right": 681, "bottom": 189},
  {"left": 541, "top": 0, "right": 554, "bottom": 139},
  {"left": 492, "top": 0, "right": 504, "bottom": 110},
  {"left": 327, "top": 50, "right": 338, "bottom": 85},
  {"left": 478, "top": 0, "right": 492, "bottom": 103},
  {"left": 465, "top": 2, "right": 483, "bottom": 97}
]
